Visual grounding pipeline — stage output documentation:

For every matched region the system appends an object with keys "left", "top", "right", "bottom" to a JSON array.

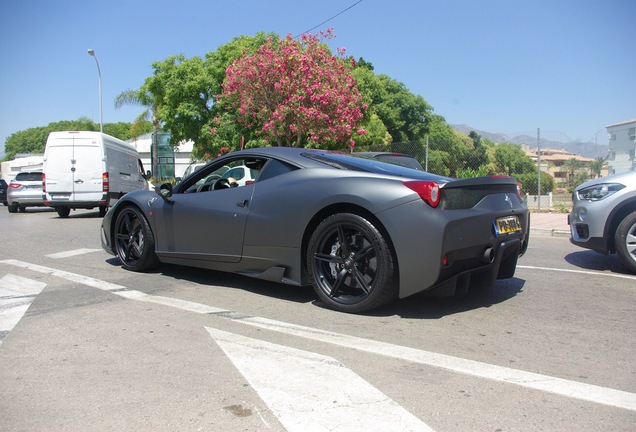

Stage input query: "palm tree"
[
  {"left": 590, "top": 157, "right": 606, "bottom": 178},
  {"left": 114, "top": 89, "right": 160, "bottom": 177},
  {"left": 562, "top": 158, "right": 585, "bottom": 189}
]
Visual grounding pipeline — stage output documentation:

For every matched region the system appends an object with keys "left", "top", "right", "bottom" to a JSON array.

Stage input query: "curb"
[{"left": 530, "top": 228, "right": 570, "bottom": 238}]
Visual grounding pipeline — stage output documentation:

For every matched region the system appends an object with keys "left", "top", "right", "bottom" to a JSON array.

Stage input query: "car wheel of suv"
[
  {"left": 615, "top": 211, "right": 636, "bottom": 273},
  {"left": 8, "top": 203, "right": 17, "bottom": 213}
]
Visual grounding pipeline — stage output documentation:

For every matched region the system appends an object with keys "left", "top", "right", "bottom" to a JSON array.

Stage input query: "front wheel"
[
  {"left": 307, "top": 213, "right": 398, "bottom": 313},
  {"left": 615, "top": 211, "right": 636, "bottom": 273},
  {"left": 114, "top": 205, "right": 158, "bottom": 272}
]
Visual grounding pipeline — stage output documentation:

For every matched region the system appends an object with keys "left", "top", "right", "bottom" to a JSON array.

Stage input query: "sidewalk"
[{"left": 530, "top": 211, "right": 570, "bottom": 237}]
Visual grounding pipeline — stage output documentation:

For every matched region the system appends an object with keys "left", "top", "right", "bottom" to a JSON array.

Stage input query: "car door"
[{"left": 152, "top": 157, "right": 259, "bottom": 263}]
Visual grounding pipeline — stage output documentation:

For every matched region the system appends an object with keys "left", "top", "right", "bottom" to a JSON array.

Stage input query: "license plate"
[
  {"left": 50, "top": 195, "right": 70, "bottom": 200},
  {"left": 494, "top": 215, "right": 522, "bottom": 235}
]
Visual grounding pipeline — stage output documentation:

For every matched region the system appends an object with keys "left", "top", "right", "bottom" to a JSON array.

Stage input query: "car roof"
[{"left": 216, "top": 147, "right": 448, "bottom": 182}]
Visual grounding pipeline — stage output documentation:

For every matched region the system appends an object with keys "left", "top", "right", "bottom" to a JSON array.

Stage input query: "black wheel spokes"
[
  {"left": 314, "top": 223, "right": 378, "bottom": 303},
  {"left": 116, "top": 211, "right": 143, "bottom": 263}
]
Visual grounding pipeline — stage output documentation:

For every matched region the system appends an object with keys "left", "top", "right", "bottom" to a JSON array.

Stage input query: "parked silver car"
[
  {"left": 569, "top": 170, "right": 636, "bottom": 273},
  {"left": 7, "top": 172, "right": 46, "bottom": 213}
]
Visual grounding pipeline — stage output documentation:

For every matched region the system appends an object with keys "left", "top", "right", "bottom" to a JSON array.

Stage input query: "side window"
[{"left": 256, "top": 159, "right": 297, "bottom": 182}]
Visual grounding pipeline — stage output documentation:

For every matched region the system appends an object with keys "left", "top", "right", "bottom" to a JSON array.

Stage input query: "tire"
[
  {"left": 307, "top": 213, "right": 398, "bottom": 313},
  {"left": 8, "top": 203, "right": 17, "bottom": 213},
  {"left": 98, "top": 206, "right": 107, "bottom": 217},
  {"left": 615, "top": 211, "right": 636, "bottom": 273},
  {"left": 114, "top": 205, "right": 158, "bottom": 272},
  {"left": 56, "top": 207, "right": 71, "bottom": 218}
]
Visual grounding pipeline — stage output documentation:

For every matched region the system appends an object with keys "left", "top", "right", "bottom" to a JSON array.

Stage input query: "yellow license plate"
[{"left": 494, "top": 215, "right": 522, "bottom": 235}]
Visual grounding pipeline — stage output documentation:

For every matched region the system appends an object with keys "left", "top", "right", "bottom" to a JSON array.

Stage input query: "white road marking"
[
  {"left": 0, "top": 259, "right": 126, "bottom": 291},
  {"left": 0, "top": 274, "right": 46, "bottom": 343},
  {"left": 232, "top": 316, "right": 636, "bottom": 412},
  {"left": 2, "top": 259, "right": 635, "bottom": 412},
  {"left": 206, "top": 327, "right": 433, "bottom": 432},
  {"left": 518, "top": 265, "right": 636, "bottom": 281},
  {"left": 45, "top": 248, "right": 102, "bottom": 259}
]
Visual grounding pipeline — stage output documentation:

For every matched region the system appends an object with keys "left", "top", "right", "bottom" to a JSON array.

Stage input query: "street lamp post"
[{"left": 87, "top": 49, "right": 103, "bottom": 133}]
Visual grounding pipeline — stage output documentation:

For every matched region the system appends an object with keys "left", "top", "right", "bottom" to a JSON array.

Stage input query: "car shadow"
[
  {"left": 564, "top": 250, "right": 632, "bottom": 274},
  {"left": 104, "top": 258, "right": 526, "bottom": 318}
]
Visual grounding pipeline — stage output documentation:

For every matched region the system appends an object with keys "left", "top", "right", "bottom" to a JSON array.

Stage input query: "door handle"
[
  {"left": 74, "top": 179, "right": 84, "bottom": 184},
  {"left": 236, "top": 199, "right": 248, "bottom": 208}
]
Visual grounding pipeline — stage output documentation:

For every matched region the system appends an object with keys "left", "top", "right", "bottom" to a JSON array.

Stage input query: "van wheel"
[
  {"left": 56, "top": 207, "right": 70, "bottom": 218},
  {"left": 99, "top": 206, "right": 107, "bottom": 217},
  {"left": 114, "top": 205, "right": 158, "bottom": 272},
  {"left": 8, "top": 204, "right": 18, "bottom": 213}
]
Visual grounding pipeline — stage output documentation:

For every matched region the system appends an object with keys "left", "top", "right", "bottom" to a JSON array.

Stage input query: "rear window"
[{"left": 15, "top": 172, "right": 43, "bottom": 181}]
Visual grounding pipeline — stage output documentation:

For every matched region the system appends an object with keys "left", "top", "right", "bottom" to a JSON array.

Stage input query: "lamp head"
[{"left": 87, "top": 49, "right": 95, "bottom": 56}]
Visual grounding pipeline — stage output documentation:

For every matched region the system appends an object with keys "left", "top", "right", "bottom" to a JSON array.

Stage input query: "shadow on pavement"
[
  {"left": 564, "top": 250, "right": 631, "bottom": 275},
  {"left": 104, "top": 257, "right": 526, "bottom": 319}
]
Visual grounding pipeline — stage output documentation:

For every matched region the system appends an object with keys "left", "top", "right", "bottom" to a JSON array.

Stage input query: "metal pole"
[
  {"left": 425, "top": 135, "right": 429, "bottom": 172},
  {"left": 87, "top": 49, "right": 103, "bottom": 132},
  {"left": 537, "top": 128, "right": 541, "bottom": 211}
]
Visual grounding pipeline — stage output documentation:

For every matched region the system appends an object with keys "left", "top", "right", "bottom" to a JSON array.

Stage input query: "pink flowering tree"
[{"left": 219, "top": 30, "right": 367, "bottom": 150}]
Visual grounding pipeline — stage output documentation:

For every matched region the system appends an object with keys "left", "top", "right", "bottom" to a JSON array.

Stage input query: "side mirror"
[{"left": 156, "top": 183, "right": 173, "bottom": 202}]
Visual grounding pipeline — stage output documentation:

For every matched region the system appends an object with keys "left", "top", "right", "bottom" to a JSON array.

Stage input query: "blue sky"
[{"left": 1, "top": 0, "right": 634, "bottom": 157}]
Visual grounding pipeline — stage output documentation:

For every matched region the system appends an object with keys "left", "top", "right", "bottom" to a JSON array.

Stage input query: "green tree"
[
  {"left": 137, "top": 33, "right": 276, "bottom": 160},
  {"left": 492, "top": 143, "right": 535, "bottom": 176}
]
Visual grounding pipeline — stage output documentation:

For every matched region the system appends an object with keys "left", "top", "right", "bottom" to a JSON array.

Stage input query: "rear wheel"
[
  {"left": 615, "top": 211, "right": 636, "bottom": 273},
  {"left": 307, "top": 213, "right": 398, "bottom": 313},
  {"left": 8, "top": 204, "right": 17, "bottom": 213},
  {"left": 99, "top": 206, "right": 107, "bottom": 217},
  {"left": 114, "top": 205, "right": 158, "bottom": 272},
  {"left": 56, "top": 207, "right": 70, "bottom": 218}
]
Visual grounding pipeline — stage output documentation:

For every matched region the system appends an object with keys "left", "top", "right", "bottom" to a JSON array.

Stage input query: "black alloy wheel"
[
  {"left": 114, "top": 205, "right": 158, "bottom": 272},
  {"left": 307, "top": 213, "right": 397, "bottom": 313}
]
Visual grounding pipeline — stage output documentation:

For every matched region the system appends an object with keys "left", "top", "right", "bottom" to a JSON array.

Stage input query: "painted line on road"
[
  {"left": 232, "top": 315, "right": 636, "bottom": 412},
  {"left": 206, "top": 327, "right": 433, "bottom": 432},
  {"left": 2, "top": 259, "right": 635, "bottom": 412},
  {"left": 518, "top": 265, "right": 636, "bottom": 281},
  {"left": 45, "top": 248, "right": 102, "bottom": 259},
  {"left": 0, "top": 274, "right": 47, "bottom": 343},
  {"left": 0, "top": 259, "right": 126, "bottom": 291}
]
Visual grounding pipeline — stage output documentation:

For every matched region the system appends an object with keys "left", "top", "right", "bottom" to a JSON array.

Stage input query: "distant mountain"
[{"left": 451, "top": 124, "right": 609, "bottom": 159}]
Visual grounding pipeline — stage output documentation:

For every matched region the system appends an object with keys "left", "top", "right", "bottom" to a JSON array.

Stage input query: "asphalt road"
[{"left": 0, "top": 207, "right": 635, "bottom": 431}]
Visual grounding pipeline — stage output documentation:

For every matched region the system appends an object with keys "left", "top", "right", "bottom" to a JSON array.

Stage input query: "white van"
[{"left": 43, "top": 131, "right": 148, "bottom": 217}]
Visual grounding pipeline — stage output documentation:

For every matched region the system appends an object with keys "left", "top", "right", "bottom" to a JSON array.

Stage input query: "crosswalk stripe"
[
  {"left": 206, "top": 327, "right": 434, "bottom": 432},
  {"left": 0, "top": 274, "right": 47, "bottom": 343},
  {"left": 45, "top": 248, "right": 102, "bottom": 259}
]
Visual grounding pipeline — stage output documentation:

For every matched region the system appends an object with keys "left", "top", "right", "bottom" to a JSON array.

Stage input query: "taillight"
[
  {"left": 42, "top": 173, "right": 46, "bottom": 193},
  {"left": 102, "top": 172, "right": 109, "bottom": 192},
  {"left": 9, "top": 183, "right": 21, "bottom": 189},
  {"left": 516, "top": 181, "right": 523, "bottom": 197},
  {"left": 404, "top": 181, "right": 440, "bottom": 208}
]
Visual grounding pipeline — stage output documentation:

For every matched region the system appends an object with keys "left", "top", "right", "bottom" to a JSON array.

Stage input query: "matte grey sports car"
[{"left": 101, "top": 147, "right": 529, "bottom": 313}]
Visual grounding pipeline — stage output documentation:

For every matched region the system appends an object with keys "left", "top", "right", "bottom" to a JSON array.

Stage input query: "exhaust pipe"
[{"left": 481, "top": 247, "right": 495, "bottom": 264}]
